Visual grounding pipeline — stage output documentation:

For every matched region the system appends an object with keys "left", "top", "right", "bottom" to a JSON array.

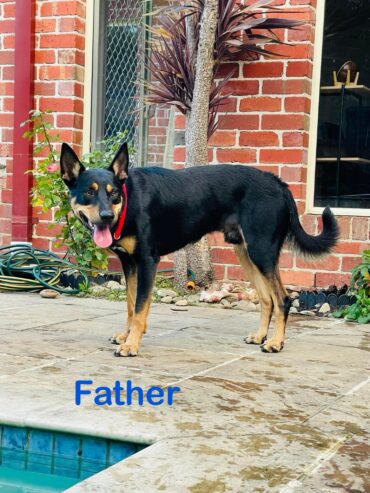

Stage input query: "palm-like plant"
[{"left": 145, "top": 0, "right": 302, "bottom": 137}]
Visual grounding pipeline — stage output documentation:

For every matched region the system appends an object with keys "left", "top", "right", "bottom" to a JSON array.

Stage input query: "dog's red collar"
[{"left": 113, "top": 183, "right": 128, "bottom": 241}]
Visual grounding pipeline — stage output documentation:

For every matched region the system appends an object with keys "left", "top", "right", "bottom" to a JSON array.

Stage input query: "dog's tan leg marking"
[
  {"left": 234, "top": 244, "right": 273, "bottom": 345},
  {"left": 115, "top": 294, "right": 152, "bottom": 357},
  {"left": 110, "top": 271, "right": 137, "bottom": 345},
  {"left": 260, "top": 270, "right": 287, "bottom": 353}
]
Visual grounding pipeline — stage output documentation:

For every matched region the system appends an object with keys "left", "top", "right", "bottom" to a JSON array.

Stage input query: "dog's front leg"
[
  {"left": 110, "top": 253, "right": 137, "bottom": 345},
  {"left": 115, "top": 256, "right": 158, "bottom": 357}
]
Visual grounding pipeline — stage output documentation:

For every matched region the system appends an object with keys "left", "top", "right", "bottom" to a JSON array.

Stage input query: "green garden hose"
[
  {"left": 0, "top": 244, "right": 88, "bottom": 294},
  {"left": 0, "top": 244, "right": 195, "bottom": 295}
]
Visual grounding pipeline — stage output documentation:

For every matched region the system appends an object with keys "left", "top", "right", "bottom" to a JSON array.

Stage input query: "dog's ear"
[
  {"left": 60, "top": 143, "right": 85, "bottom": 188},
  {"left": 108, "top": 142, "right": 129, "bottom": 181}
]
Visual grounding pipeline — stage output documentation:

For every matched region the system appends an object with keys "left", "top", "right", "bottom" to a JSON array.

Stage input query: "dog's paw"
[
  {"left": 260, "top": 338, "right": 284, "bottom": 353},
  {"left": 114, "top": 343, "right": 139, "bottom": 357},
  {"left": 109, "top": 331, "right": 129, "bottom": 345},
  {"left": 244, "top": 332, "right": 267, "bottom": 345}
]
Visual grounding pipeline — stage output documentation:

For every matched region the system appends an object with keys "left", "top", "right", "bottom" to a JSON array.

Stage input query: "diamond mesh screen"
[{"left": 103, "top": 0, "right": 149, "bottom": 156}]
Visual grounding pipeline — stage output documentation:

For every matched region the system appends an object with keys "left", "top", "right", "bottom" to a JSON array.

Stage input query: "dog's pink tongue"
[{"left": 93, "top": 225, "right": 112, "bottom": 248}]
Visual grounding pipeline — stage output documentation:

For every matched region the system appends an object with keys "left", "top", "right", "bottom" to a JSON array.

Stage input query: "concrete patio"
[{"left": 0, "top": 292, "right": 369, "bottom": 492}]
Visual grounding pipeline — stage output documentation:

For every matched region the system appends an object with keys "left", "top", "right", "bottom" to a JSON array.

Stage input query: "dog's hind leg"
[
  {"left": 115, "top": 256, "right": 158, "bottom": 357},
  {"left": 234, "top": 244, "right": 273, "bottom": 345},
  {"left": 260, "top": 268, "right": 290, "bottom": 353}
]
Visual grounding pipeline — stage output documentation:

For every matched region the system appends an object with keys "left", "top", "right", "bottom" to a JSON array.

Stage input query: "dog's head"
[{"left": 60, "top": 142, "right": 129, "bottom": 248}]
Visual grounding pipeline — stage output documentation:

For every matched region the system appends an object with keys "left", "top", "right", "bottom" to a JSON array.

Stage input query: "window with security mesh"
[{"left": 91, "top": 0, "right": 151, "bottom": 165}]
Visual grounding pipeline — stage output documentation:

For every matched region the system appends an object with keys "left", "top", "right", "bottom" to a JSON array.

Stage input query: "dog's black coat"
[{"left": 60, "top": 143, "right": 339, "bottom": 355}]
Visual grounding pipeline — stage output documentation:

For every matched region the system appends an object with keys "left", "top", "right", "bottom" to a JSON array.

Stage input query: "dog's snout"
[{"left": 100, "top": 210, "right": 114, "bottom": 221}]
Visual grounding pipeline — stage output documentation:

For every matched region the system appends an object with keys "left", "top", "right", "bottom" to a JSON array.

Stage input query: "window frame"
[
  {"left": 82, "top": 0, "right": 151, "bottom": 166},
  {"left": 306, "top": 0, "right": 370, "bottom": 217}
]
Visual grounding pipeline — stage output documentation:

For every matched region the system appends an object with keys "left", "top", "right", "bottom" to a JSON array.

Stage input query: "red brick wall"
[
  {"left": 1, "top": 0, "right": 369, "bottom": 289},
  {"left": 32, "top": 0, "right": 85, "bottom": 252},
  {"left": 0, "top": 0, "right": 15, "bottom": 246}
]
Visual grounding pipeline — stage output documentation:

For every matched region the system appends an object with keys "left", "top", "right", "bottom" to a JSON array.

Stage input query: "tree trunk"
[{"left": 173, "top": 0, "right": 218, "bottom": 290}]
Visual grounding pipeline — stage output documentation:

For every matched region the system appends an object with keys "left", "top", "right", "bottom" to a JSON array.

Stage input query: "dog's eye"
[
  {"left": 85, "top": 189, "right": 95, "bottom": 197},
  {"left": 111, "top": 190, "right": 119, "bottom": 200}
]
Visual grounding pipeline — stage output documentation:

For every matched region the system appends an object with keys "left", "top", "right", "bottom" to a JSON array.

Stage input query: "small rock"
[
  {"left": 290, "top": 291, "right": 299, "bottom": 299},
  {"left": 290, "top": 306, "right": 298, "bottom": 314},
  {"left": 175, "top": 299, "right": 188, "bottom": 306},
  {"left": 221, "top": 299, "right": 231, "bottom": 308},
  {"left": 40, "top": 289, "right": 59, "bottom": 299},
  {"left": 157, "top": 288, "right": 177, "bottom": 298},
  {"left": 231, "top": 302, "right": 238, "bottom": 308},
  {"left": 292, "top": 299, "right": 300, "bottom": 308},
  {"left": 319, "top": 302, "right": 331, "bottom": 314},
  {"left": 187, "top": 294, "right": 200, "bottom": 304},
  {"left": 238, "top": 300, "right": 257, "bottom": 312},
  {"left": 171, "top": 306, "right": 188, "bottom": 311},
  {"left": 105, "top": 280, "right": 123, "bottom": 290},
  {"left": 300, "top": 310, "right": 316, "bottom": 316},
  {"left": 161, "top": 296, "right": 173, "bottom": 304},
  {"left": 173, "top": 296, "right": 183, "bottom": 303},
  {"left": 90, "top": 285, "right": 109, "bottom": 295}
]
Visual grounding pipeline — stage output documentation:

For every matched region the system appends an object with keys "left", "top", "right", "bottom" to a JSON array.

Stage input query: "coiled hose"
[{"left": 0, "top": 244, "right": 89, "bottom": 294}]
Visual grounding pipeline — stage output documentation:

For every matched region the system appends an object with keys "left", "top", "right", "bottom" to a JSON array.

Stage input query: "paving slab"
[{"left": 0, "top": 292, "right": 369, "bottom": 492}]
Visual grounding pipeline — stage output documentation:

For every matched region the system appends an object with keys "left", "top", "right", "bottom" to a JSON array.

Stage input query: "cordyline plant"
[
  {"left": 145, "top": 0, "right": 302, "bottom": 140},
  {"left": 144, "top": 0, "right": 302, "bottom": 289}
]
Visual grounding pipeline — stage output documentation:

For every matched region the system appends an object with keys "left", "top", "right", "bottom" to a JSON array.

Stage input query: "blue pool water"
[{"left": 0, "top": 425, "right": 146, "bottom": 492}]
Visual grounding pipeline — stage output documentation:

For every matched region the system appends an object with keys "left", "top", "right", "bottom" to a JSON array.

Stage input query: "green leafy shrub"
[
  {"left": 22, "top": 109, "right": 132, "bottom": 271},
  {"left": 333, "top": 249, "right": 370, "bottom": 324}
]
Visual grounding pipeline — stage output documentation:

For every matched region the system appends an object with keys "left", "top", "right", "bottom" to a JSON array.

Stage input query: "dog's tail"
[{"left": 284, "top": 187, "right": 339, "bottom": 257}]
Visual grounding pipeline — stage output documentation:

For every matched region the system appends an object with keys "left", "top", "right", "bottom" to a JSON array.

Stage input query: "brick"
[
  {"left": 283, "top": 132, "right": 305, "bottom": 148},
  {"left": 222, "top": 80, "right": 259, "bottom": 96},
  {"left": 209, "top": 131, "right": 236, "bottom": 147},
  {"left": 281, "top": 270, "right": 314, "bottom": 288},
  {"left": 3, "top": 3, "right": 15, "bottom": 17},
  {"left": 255, "top": 165, "right": 279, "bottom": 175},
  {"left": 2, "top": 65, "right": 14, "bottom": 80},
  {"left": 260, "top": 149, "right": 303, "bottom": 164},
  {"left": 35, "top": 50, "right": 56, "bottom": 64},
  {"left": 227, "top": 266, "right": 245, "bottom": 281},
  {"left": 213, "top": 264, "right": 227, "bottom": 280},
  {"left": 280, "top": 166, "right": 303, "bottom": 182},
  {"left": 175, "top": 115, "right": 185, "bottom": 130},
  {"left": 240, "top": 97, "right": 281, "bottom": 112},
  {"left": 217, "top": 148, "right": 256, "bottom": 163},
  {"left": 243, "top": 62, "right": 284, "bottom": 78},
  {"left": 279, "top": 251, "right": 293, "bottom": 268},
  {"left": 0, "top": 114, "right": 13, "bottom": 126},
  {"left": 337, "top": 217, "right": 350, "bottom": 240},
  {"left": 39, "top": 97, "right": 82, "bottom": 113},
  {"left": 211, "top": 248, "right": 238, "bottom": 265},
  {"left": 262, "top": 114, "right": 306, "bottom": 130},
  {"left": 208, "top": 232, "right": 227, "bottom": 247},
  {"left": 263, "top": 79, "right": 310, "bottom": 95},
  {"left": 0, "top": 51, "right": 14, "bottom": 64},
  {"left": 0, "top": 20, "right": 15, "bottom": 33},
  {"left": 39, "top": 34, "right": 84, "bottom": 50},
  {"left": 173, "top": 147, "right": 185, "bottom": 162},
  {"left": 218, "top": 114, "right": 259, "bottom": 130},
  {"left": 218, "top": 97, "right": 237, "bottom": 113},
  {"left": 285, "top": 96, "right": 311, "bottom": 113},
  {"left": 342, "top": 256, "right": 362, "bottom": 273},
  {"left": 215, "top": 63, "right": 239, "bottom": 79},
  {"left": 315, "top": 272, "right": 351, "bottom": 288},
  {"left": 34, "top": 82, "right": 56, "bottom": 96},
  {"left": 38, "top": 65, "right": 77, "bottom": 80},
  {"left": 265, "top": 43, "right": 312, "bottom": 60},
  {"left": 288, "top": 26, "right": 314, "bottom": 43},
  {"left": 239, "top": 131, "right": 278, "bottom": 147},
  {"left": 286, "top": 61, "right": 312, "bottom": 78},
  {"left": 296, "top": 255, "right": 340, "bottom": 271},
  {"left": 3, "top": 34, "right": 15, "bottom": 49},
  {"left": 334, "top": 242, "right": 364, "bottom": 255},
  {"left": 351, "top": 217, "right": 369, "bottom": 241},
  {"left": 36, "top": 19, "right": 56, "bottom": 33}
]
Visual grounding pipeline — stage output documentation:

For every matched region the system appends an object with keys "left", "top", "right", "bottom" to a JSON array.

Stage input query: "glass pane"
[{"left": 314, "top": 0, "right": 370, "bottom": 209}]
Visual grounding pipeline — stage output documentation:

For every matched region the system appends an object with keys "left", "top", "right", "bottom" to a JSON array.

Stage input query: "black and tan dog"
[{"left": 60, "top": 142, "right": 339, "bottom": 357}]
